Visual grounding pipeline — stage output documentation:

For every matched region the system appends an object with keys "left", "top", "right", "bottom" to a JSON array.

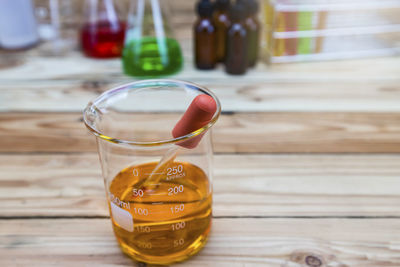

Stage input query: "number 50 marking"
[
  {"left": 133, "top": 189, "right": 144, "bottom": 197},
  {"left": 174, "top": 238, "right": 184, "bottom": 247}
]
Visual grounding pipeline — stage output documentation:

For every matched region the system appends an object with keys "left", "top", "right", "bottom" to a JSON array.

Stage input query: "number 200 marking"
[
  {"left": 138, "top": 241, "right": 152, "bottom": 249},
  {"left": 168, "top": 185, "right": 184, "bottom": 196}
]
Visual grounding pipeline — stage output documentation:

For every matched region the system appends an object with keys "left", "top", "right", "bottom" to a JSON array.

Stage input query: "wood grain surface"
[
  {"left": 1, "top": 153, "right": 399, "bottom": 218},
  {"left": 1, "top": 56, "right": 399, "bottom": 112},
  {"left": 1, "top": 218, "right": 400, "bottom": 266},
  {"left": 1, "top": 112, "right": 400, "bottom": 153}
]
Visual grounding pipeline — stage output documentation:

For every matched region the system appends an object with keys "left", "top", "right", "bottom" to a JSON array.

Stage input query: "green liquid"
[{"left": 122, "top": 37, "right": 183, "bottom": 77}]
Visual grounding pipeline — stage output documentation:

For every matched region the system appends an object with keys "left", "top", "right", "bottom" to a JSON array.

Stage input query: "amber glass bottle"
[
  {"left": 213, "top": 0, "right": 230, "bottom": 62},
  {"left": 244, "top": 0, "right": 260, "bottom": 67},
  {"left": 194, "top": 0, "right": 217, "bottom": 70},
  {"left": 225, "top": 2, "right": 248, "bottom": 75}
]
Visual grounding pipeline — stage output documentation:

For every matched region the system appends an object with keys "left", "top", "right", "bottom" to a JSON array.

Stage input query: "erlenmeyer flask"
[
  {"left": 80, "top": 0, "right": 126, "bottom": 58},
  {"left": 122, "top": 0, "right": 183, "bottom": 77}
]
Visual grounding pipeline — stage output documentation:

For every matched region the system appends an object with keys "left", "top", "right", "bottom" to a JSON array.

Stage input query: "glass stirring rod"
[{"left": 141, "top": 94, "right": 217, "bottom": 189}]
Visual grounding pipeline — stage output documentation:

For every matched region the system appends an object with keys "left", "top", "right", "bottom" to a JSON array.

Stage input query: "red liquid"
[{"left": 80, "top": 21, "right": 126, "bottom": 58}]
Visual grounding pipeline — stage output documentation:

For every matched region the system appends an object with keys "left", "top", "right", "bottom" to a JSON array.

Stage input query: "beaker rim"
[{"left": 83, "top": 79, "right": 221, "bottom": 147}]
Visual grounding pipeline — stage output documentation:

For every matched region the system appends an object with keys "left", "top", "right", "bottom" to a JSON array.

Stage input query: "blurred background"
[{"left": 1, "top": 0, "right": 399, "bottom": 73}]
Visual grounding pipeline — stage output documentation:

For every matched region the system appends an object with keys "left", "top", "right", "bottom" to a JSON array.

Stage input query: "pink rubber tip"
[{"left": 172, "top": 94, "right": 217, "bottom": 149}]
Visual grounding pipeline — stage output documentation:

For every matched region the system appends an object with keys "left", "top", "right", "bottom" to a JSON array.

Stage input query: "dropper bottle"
[
  {"left": 225, "top": 1, "right": 248, "bottom": 75},
  {"left": 194, "top": 0, "right": 217, "bottom": 70},
  {"left": 244, "top": 0, "right": 260, "bottom": 67},
  {"left": 213, "top": 0, "right": 231, "bottom": 62}
]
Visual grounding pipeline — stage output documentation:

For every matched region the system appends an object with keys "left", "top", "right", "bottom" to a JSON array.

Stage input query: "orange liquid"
[{"left": 108, "top": 161, "right": 212, "bottom": 265}]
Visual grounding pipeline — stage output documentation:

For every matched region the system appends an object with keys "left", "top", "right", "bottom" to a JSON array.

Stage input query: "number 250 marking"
[{"left": 167, "top": 165, "right": 183, "bottom": 176}]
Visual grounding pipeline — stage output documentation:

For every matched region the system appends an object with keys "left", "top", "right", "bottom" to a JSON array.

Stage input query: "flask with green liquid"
[{"left": 122, "top": 0, "right": 183, "bottom": 77}]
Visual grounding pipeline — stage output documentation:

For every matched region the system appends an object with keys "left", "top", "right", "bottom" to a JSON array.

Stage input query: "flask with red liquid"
[{"left": 80, "top": 0, "right": 125, "bottom": 58}]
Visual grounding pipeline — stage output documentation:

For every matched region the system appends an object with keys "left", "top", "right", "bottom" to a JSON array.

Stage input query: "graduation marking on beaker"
[
  {"left": 170, "top": 204, "right": 185, "bottom": 214},
  {"left": 135, "top": 225, "right": 151, "bottom": 233},
  {"left": 171, "top": 221, "right": 186, "bottom": 231},
  {"left": 168, "top": 185, "right": 184, "bottom": 196},
  {"left": 133, "top": 207, "right": 149, "bottom": 216},
  {"left": 173, "top": 238, "right": 185, "bottom": 247}
]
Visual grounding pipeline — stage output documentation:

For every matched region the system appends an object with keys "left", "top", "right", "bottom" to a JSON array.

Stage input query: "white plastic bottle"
[{"left": 0, "top": 0, "right": 39, "bottom": 49}]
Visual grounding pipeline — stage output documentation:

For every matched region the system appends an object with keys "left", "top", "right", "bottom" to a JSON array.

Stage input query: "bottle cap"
[
  {"left": 230, "top": 2, "right": 245, "bottom": 21},
  {"left": 246, "top": 0, "right": 259, "bottom": 16},
  {"left": 215, "top": 0, "right": 230, "bottom": 10},
  {"left": 196, "top": 0, "right": 214, "bottom": 17},
  {"left": 172, "top": 94, "right": 217, "bottom": 149}
]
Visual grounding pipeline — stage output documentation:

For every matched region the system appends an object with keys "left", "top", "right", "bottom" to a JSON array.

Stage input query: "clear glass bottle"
[
  {"left": 122, "top": 0, "right": 183, "bottom": 77},
  {"left": 80, "top": 0, "right": 126, "bottom": 58},
  {"left": 35, "top": 0, "right": 77, "bottom": 56}
]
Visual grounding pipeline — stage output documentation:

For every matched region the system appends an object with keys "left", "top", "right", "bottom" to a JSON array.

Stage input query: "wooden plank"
[
  {"left": 1, "top": 37, "right": 399, "bottom": 113},
  {"left": 1, "top": 52, "right": 399, "bottom": 83},
  {"left": 1, "top": 112, "right": 400, "bottom": 153},
  {"left": 1, "top": 80, "right": 400, "bottom": 112},
  {"left": 0, "top": 43, "right": 399, "bottom": 113},
  {"left": 1, "top": 153, "right": 400, "bottom": 217},
  {"left": 0, "top": 41, "right": 399, "bottom": 84},
  {"left": 1, "top": 218, "right": 399, "bottom": 266}
]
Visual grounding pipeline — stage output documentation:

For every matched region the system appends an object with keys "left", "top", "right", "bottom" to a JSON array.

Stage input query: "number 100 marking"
[
  {"left": 171, "top": 221, "right": 186, "bottom": 231},
  {"left": 134, "top": 207, "right": 148, "bottom": 216}
]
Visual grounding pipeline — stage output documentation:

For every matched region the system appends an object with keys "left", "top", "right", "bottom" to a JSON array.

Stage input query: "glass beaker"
[
  {"left": 83, "top": 79, "right": 221, "bottom": 265},
  {"left": 122, "top": 0, "right": 183, "bottom": 77},
  {"left": 80, "top": 0, "right": 126, "bottom": 58}
]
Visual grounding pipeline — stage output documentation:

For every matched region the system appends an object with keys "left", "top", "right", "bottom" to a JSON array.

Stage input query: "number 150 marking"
[{"left": 170, "top": 204, "right": 184, "bottom": 214}]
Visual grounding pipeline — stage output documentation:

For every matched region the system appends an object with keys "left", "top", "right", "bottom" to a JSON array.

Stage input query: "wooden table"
[{"left": 1, "top": 2, "right": 400, "bottom": 266}]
